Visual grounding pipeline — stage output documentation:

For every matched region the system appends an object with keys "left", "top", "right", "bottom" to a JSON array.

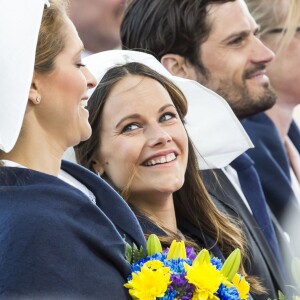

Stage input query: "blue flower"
[
  {"left": 211, "top": 256, "right": 223, "bottom": 270},
  {"left": 217, "top": 283, "right": 240, "bottom": 300},
  {"left": 163, "top": 258, "right": 191, "bottom": 274},
  {"left": 159, "top": 289, "right": 177, "bottom": 300}
]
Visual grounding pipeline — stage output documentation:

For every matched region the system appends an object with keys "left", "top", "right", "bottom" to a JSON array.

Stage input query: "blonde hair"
[
  {"left": 246, "top": 0, "right": 300, "bottom": 53},
  {"left": 35, "top": 0, "right": 69, "bottom": 73}
]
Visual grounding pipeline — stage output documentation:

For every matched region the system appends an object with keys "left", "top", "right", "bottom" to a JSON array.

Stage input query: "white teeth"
[
  {"left": 80, "top": 100, "right": 88, "bottom": 108},
  {"left": 144, "top": 152, "right": 176, "bottom": 166},
  {"left": 160, "top": 157, "right": 166, "bottom": 163},
  {"left": 167, "top": 153, "right": 176, "bottom": 162}
]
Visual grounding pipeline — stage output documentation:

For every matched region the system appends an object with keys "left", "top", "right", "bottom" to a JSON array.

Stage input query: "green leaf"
[
  {"left": 125, "top": 242, "right": 145, "bottom": 264},
  {"left": 278, "top": 290, "right": 286, "bottom": 300},
  {"left": 125, "top": 242, "right": 133, "bottom": 263},
  {"left": 132, "top": 243, "right": 145, "bottom": 264}
]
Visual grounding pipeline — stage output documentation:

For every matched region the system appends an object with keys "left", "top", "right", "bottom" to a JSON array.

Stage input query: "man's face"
[{"left": 195, "top": 0, "right": 276, "bottom": 119}]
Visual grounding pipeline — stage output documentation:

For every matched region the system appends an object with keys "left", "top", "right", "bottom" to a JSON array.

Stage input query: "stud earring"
[{"left": 35, "top": 95, "right": 41, "bottom": 104}]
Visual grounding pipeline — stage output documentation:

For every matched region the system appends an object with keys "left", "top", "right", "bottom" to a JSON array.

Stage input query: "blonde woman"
[{"left": 0, "top": 1, "right": 145, "bottom": 298}]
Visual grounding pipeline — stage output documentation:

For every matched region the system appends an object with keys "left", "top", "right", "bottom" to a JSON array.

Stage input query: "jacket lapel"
[
  {"left": 61, "top": 160, "right": 146, "bottom": 249},
  {"left": 201, "top": 169, "right": 287, "bottom": 292}
]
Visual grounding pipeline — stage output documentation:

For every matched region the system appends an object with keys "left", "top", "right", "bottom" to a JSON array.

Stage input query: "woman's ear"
[
  {"left": 92, "top": 159, "right": 105, "bottom": 176},
  {"left": 28, "top": 73, "right": 41, "bottom": 105}
]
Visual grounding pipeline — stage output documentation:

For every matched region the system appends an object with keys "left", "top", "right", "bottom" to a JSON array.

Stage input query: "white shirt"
[{"left": 221, "top": 165, "right": 253, "bottom": 213}]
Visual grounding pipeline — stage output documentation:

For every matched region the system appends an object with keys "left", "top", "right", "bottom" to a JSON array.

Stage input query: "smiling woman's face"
[
  {"left": 33, "top": 17, "right": 96, "bottom": 149},
  {"left": 93, "top": 75, "right": 188, "bottom": 201}
]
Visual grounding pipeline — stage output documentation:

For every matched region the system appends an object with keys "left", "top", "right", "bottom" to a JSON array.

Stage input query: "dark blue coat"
[
  {"left": 201, "top": 169, "right": 290, "bottom": 300},
  {"left": 0, "top": 160, "right": 146, "bottom": 299},
  {"left": 242, "top": 113, "right": 300, "bottom": 226}
]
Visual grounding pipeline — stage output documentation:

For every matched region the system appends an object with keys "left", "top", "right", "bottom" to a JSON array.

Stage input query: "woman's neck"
[
  {"left": 131, "top": 193, "right": 177, "bottom": 233},
  {"left": 265, "top": 98, "right": 295, "bottom": 141},
  {"left": 0, "top": 130, "right": 64, "bottom": 176}
]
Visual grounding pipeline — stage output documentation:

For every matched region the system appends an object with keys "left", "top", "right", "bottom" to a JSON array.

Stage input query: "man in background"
[
  {"left": 121, "top": 0, "right": 292, "bottom": 297},
  {"left": 69, "top": 0, "right": 126, "bottom": 55}
]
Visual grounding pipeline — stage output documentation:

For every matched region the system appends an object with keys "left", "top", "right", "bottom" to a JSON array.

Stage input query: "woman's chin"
[
  {"left": 71, "top": 126, "right": 92, "bottom": 148},
  {"left": 80, "top": 125, "right": 92, "bottom": 142}
]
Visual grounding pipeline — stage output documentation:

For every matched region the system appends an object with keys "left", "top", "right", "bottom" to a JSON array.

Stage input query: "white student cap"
[
  {"left": 84, "top": 50, "right": 253, "bottom": 170},
  {"left": 0, "top": 0, "right": 50, "bottom": 152}
]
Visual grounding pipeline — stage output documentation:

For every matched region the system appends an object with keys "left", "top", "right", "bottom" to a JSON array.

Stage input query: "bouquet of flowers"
[{"left": 125, "top": 234, "right": 250, "bottom": 300}]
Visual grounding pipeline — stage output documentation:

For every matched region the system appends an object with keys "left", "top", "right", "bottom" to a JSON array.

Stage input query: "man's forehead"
[{"left": 207, "top": 0, "right": 257, "bottom": 38}]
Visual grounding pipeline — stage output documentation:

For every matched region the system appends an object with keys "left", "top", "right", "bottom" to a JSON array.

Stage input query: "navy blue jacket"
[
  {"left": 242, "top": 113, "right": 300, "bottom": 226},
  {"left": 201, "top": 169, "right": 289, "bottom": 300},
  {"left": 0, "top": 160, "right": 146, "bottom": 299}
]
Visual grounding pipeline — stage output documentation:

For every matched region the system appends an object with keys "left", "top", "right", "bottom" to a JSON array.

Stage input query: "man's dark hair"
[{"left": 121, "top": 0, "right": 234, "bottom": 75}]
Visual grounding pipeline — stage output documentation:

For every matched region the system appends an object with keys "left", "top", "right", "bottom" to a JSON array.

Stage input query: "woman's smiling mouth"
[{"left": 143, "top": 152, "right": 177, "bottom": 166}]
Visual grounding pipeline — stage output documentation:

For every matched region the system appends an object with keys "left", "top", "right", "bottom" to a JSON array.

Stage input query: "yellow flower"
[
  {"left": 184, "top": 261, "right": 224, "bottom": 300},
  {"left": 232, "top": 274, "right": 250, "bottom": 299},
  {"left": 167, "top": 240, "right": 187, "bottom": 259},
  {"left": 124, "top": 260, "right": 171, "bottom": 300}
]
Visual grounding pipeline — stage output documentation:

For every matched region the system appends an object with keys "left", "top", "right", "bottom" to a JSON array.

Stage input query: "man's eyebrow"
[
  {"left": 221, "top": 30, "right": 250, "bottom": 43},
  {"left": 221, "top": 26, "right": 260, "bottom": 43}
]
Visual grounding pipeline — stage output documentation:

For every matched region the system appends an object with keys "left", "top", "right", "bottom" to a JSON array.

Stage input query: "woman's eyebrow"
[{"left": 116, "top": 113, "right": 141, "bottom": 128}]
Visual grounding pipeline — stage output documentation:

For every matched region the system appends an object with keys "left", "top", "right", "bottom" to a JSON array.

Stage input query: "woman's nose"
[
  {"left": 146, "top": 125, "right": 172, "bottom": 147},
  {"left": 83, "top": 67, "right": 97, "bottom": 89}
]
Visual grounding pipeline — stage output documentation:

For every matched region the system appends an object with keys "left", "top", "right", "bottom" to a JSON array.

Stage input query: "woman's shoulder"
[
  {"left": 0, "top": 165, "right": 116, "bottom": 232},
  {"left": 0, "top": 167, "right": 132, "bottom": 298}
]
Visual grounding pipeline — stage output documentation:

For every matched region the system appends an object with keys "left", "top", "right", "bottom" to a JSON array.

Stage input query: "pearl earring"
[{"left": 35, "top": 95, "right": 41, "bottom": 104}]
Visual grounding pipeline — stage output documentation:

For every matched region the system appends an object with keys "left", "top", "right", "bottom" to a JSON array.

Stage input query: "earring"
[{"left": 35, "top": 95, "right": 41, "bottom": 104}]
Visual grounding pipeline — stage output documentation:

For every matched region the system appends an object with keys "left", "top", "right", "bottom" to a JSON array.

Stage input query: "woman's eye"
[
  {"left": 159, "top": 112, "right": 177, "bottom": 122},
  {"left": 121, "top": 123, "right": 140, "bottom": 133},
  {"left": 76, "top": 63, "right": 86, "bottom": 68}
]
